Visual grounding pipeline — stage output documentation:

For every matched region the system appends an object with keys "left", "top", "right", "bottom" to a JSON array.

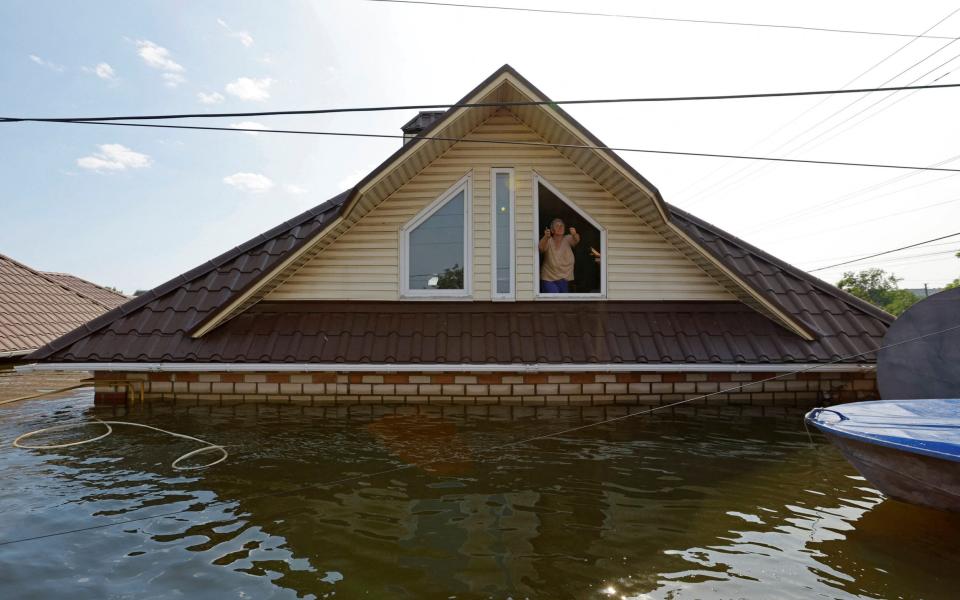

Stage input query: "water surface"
[{"left": 1, "top": 391, "right": 958, "bottom": 599}]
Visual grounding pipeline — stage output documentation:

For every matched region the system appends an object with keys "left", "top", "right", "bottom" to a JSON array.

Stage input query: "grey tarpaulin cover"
[{"left": 878, "top": 287, "right": 960, "bottom": 400}]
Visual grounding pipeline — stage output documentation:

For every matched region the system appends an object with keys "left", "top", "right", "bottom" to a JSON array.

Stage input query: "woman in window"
[{"left": 539, "top": 218, "right": 580, "bottom": 293}]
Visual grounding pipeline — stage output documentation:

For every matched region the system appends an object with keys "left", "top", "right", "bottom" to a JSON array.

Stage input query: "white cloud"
[
  {"left": 217, "top": 18, "right": 254, "bottom": 47},
  {"left": 225, "top": 77, "right": 273, "bottom": 101},
  {"left": 284, "top": 184, "right": 308, "bottom": 195},
  {"left": 136, "top": 40, "right": 184, "bottom": 72},
  {"left": 29, "top": 54, "right": 64, "bottom": 72},
  {"left": 162, "top": 72, "right": 186, "bottom": 88},
  {"left": 77, "top": 144, "right": 152, "bottom": 172},
  {"left": 337, "top": 164, "right": 377, "bottom": 191},
  {"left": 229, "top": 121, "right": 267, "bottom": 135},
  {"left": 223, "top": 172, "right": 274, "bottom": 193},
  {"left": 198, "top": 91, "right": 225, "bottom": 104},
  {"left": 83, "top": 62, "right": 116, "bottom": 80}
]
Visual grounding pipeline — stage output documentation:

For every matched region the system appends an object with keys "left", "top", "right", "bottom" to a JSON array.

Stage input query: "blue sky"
[{"left": 2, "top": 0, "right": 959, "bottom": 292}]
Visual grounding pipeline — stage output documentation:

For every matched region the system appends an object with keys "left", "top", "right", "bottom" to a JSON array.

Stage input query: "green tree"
[
  {"left": 837, "top": 268, "right": 919, "bottom": 316},
  {"left": 944, "top": 251, "right": 960, "bottom": 291},
  {"left": 436, "top": 264, "right": 463, "bottom": 289}
]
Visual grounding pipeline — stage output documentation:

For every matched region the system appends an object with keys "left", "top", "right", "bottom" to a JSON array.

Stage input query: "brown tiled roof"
[
  {"left": 28, "top": 193, "right": 889, "bottom": 365},
  {"left": 43, "top": 300, "right": 882, "bottom": 364},
  {"left": 41, "top": 272, "right": 128, "bottom": 308},
  {"left": 667, "top": 206, "right": 894, "bottom": 332},
  {"left": 0, "top": 254, "right": 128, "bottom": 358},
  {"left": 193, "top": 65, "right": 813, "bottom": 340},
  {"left": 29, "top": 191, "right": 350, "bottom": 362},
  {"left": 25, "top": 65, "right": 891, "bottom": 366}
]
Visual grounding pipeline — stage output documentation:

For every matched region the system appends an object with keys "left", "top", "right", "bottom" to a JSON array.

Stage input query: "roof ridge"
[
  {"left": 41, "top": 270, "right": 129, "bottom": 305},
  {"left": 187, "top": 64, "right": 812, "bottom": 341},
  {"left": 27, "top": 190, "right": 351, "bottom": 361},
  {"left": 666, "top": 204, "right": 895, "bottom": 324},
  {"left": 0, "top": 252, "right": 113, "bottom": 310}
]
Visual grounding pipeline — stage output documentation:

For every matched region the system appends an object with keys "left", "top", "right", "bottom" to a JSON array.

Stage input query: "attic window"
[
  {"left": 400, "top": 174, "right": 472, "bottom": 297},
  {"left": 534, "top": 174, "right": 606, "bottom": 298}
]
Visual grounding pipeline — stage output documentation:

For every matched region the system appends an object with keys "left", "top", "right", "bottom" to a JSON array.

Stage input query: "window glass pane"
[
  {"left": 495, "top": 172, "right": 512, "bottom": 295},
  {"left": 408, "top": 190, "right": 465, "bottom": 290}
]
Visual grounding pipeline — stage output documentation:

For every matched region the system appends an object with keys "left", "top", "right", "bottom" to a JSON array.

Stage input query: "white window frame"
[
  {"left": 400, "top": 172, "right": 473, "bottom": 298},
  {"left": 533, "top": 172, "right": 607, "bottom": 300},
  {"left": 490, "top": 167, "right": 516, "bottom": 301}
]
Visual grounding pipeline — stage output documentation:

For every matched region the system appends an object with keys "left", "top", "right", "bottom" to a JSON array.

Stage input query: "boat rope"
[
  {"left": 12, "top": 420, "right": 228, "bottom": 470},
  {"left": 806, "top": 408, "right": 849, "bottom": 422},
  {"left": 2, "top": 321, "right": 960, "bottom": 548},
  {"left": 0, "top": 382, "right": 91, "bottom": 406}
]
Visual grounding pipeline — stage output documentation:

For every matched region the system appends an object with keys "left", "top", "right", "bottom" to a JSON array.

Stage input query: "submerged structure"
[{"left": 27, "top": 66, "right": 890, "bottom": 407}]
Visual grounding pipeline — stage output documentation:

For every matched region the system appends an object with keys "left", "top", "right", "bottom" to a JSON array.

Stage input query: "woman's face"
[{"left": 550, "top": 220, "right": 565, "bottom": 236}]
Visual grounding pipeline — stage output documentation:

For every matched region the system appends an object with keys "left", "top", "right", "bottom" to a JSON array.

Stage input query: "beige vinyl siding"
[{"left": 267, "top": 110, "right": 734, "bottom": 302}]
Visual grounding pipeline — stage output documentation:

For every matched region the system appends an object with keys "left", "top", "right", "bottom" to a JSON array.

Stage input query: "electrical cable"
[
  {"left": 772, "top": 197, "right": 960, "bottom": 243},
  {"left": 806, "top": 241, "right": 960, "bottom": 264},
  {"left": 364, "top": 0, "right": 960, "bottom": 41},
  {"left": 19, "top": 118, "right": 960, "bottom": 174},
  {"left": 679, "top": 12, "right": 960, "bottom": 206},
  {"left": 675, "top": 6, "right": 960, "bottom": 204},
  {"left": 745, "top": 154, "right": 960, "bottom": 235},
  {"left": 4, "top": 320, "right": 960, "bottom": 548},
  {"left": 0, "top": 382, "right": 90, "bottom": 406},
  {"left": 825, "top": 253, "right": 959, "bottom": 272},
  {"left": 824, "top": 249, "right": 959, "bottom": 269},
  {"left": 772, "top": 50, "right": 960, "bottom": 168},
  {"left": 2, "top": 82, "right": 960, "bottom": 124},
  {"left": 807, "top": 232, "right": 960, "bottom": 272}
]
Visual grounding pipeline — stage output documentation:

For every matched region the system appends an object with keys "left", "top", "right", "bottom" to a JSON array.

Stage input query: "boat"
[{"left": 805, "top": 399, "right": 960, "bottom": 513}]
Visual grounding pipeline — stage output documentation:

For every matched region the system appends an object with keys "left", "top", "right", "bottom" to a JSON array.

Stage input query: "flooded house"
[{"left": 25, "top": 66, "right": 891, "bottom": 408}]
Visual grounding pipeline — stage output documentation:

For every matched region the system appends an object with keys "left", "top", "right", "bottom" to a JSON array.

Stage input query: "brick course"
[{"left": 93, "top": 369, "right": 878, "bottom": 409}]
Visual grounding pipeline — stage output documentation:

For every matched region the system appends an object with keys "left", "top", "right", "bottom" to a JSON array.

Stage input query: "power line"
[
  {"left": 773, "top": 197, "right": 960, "bottom": 243},
  {"left": 769, "top": 46, "right": 960, "bottom": 171},
  {"left": 3, "top": 321, "right": 960, "bottom": 548},
  {"left": 677, "top": 7, "right": 960, "bottom": 206},
  {"left": 691, "top": 50, "right": 960, "bottom": 227},
  {"left": 807, "top": 232, "right": 960, "bottom": 272},
  {"left": 823, "top": 249, "right": 959, "bottom": 269},
  {"left": 833, "top": 252, "right": 960, "bottom": 272},
  {"left": 744, "top": 153, "right": 960, "bottom": 235},
  {"left": 809, "top": 241, "right": 960, "bottom": 264},
  {"left": 677, "top": 8, "right": 960, "bottom": 207},
  {"left": 364, "top": 0, "right": 960, "bottom": 41},
  {"left": 19, "top": 118, "right": 960, "bottom": 174},
  {"left": 3, "top": 82, "right": 960, "bottom": 124}
]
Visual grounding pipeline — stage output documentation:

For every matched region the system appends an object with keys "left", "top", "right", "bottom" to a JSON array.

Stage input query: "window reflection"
[{"left": 408, "top": 190, "right": 465, "bottom": 290}]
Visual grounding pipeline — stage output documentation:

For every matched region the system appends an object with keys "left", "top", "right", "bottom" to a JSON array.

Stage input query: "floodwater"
[{"left": 1, "top": 391, "right": 958, "bottom": 599}]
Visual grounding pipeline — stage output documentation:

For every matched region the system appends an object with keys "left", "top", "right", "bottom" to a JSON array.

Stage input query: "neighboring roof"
[
  {"left": 41, "top": 272, "right": 128, "bottom": 307},
  {"left": 0, "top": 254, "right": 128, "bottom": 358},
  {"left": 35, "top": 300, "right": 881, "bottom": 365}
]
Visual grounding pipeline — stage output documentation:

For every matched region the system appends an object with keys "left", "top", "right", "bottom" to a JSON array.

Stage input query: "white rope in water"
[{"left": 12, "top": 420, "right": 228, "bottom": 470}]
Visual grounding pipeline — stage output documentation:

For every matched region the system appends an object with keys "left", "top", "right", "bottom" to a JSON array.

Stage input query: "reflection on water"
[{"left": 1, "top": 391, "right": 959, "bottom": 599}]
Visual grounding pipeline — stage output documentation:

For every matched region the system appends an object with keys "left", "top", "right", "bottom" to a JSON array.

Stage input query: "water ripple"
[{"left": 2, "top": 394, "right": 959, "bottom": 599}]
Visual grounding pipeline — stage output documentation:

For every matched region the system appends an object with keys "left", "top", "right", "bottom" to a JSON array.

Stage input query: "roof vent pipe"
[{"left": 401, "top": 111, "right": 445, "bottom": 145}]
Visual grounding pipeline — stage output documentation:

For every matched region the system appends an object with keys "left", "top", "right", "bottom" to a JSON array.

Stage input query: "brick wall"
[{"left": 93, "top": 370, "right": 878, "bottom": 408}]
